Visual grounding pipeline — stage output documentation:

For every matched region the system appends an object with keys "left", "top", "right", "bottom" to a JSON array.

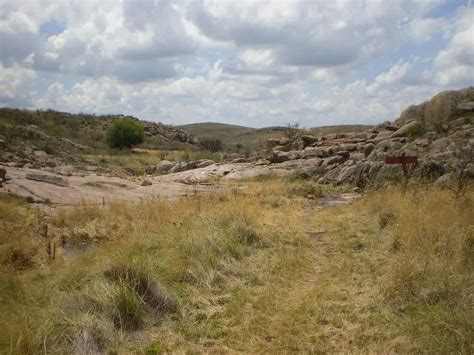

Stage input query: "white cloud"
[
  {"left": 1, "top": 0, "right": 473, "bottom": 127},
  {"left": 0, "top": 64, "right": 37, "bottom": 106}
]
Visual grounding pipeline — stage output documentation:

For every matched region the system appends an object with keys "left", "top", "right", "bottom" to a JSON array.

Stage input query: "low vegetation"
[
  {"left": 0, "top": 178, "right": 472, "bottom": 353},
  {"left": 106, "top": 118, "right": 144, "bottom": 149}
]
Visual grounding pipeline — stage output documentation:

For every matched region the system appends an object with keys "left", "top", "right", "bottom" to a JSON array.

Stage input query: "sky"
[{"left": 0, "top": 0, "right": 473, "bottom": 128}]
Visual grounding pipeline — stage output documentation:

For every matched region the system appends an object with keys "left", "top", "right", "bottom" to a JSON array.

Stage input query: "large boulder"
[
  {"left": 395, "top": 87, "right": 474, "bottom": 128},
  {"left": 196, "top": 159, "right": 215, "bottom": 168},
  {"left": 279, "top": 137, "right": 293, "bottom": 146},
  {"left": 266, "top": 138, "right": 280, "bottom": 149},
  {"left": 301, "top": 135, "right": 316, "bottom": 147},
  {"left": 303, "top": 147, "right": 332, "bottom": 159},
  {"left": 364, "top": 143, "right": 375, "bottom": 158},
  {"left": 457, "top": 101, "right": 474, "bottom": 112},
  {"left": 146, "top": 160, "right": 176, "bottom": 174},
  {"left": 391, "top": 121, "right": 420, "bottom": 138}
]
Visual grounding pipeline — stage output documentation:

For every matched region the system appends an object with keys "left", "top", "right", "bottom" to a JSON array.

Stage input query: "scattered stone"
[
  {"left": 25, "top": 173, "right": 69, "bottom": 187},
  {"left": 141, "top": 179, "right": 152, "bottom": 186},
  {"left": 232, "top": 158, "right": 247, "bottom": 163}
]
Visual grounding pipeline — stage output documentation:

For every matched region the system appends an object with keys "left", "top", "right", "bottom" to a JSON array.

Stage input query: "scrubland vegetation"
[{"left": 0, "top": 177, "right": 472, "bottom": 353}]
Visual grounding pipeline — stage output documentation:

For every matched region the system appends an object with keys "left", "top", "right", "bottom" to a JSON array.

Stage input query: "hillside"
[
  {"left": 0, "top": 88, "right": 473, "bottom": 353},
  {"left": 0, "top": 108, "right": 195, "bottom": 154},
  {"left": 178, "top": 122, "right": 372, "bottom": 151}
]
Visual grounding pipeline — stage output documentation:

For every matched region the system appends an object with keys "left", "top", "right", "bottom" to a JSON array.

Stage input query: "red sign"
[{"left": 385, "top": 156, "right": 418, "bottom": 164}]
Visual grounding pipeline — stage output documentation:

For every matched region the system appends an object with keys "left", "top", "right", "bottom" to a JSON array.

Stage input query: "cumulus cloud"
[{"left": 1, "top": 0, "right": 473, "bottom": 127}]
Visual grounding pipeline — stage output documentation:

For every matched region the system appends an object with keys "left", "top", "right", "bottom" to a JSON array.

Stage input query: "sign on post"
[{"left": 384, "top": 153, "right": 418, "bottom": 185}]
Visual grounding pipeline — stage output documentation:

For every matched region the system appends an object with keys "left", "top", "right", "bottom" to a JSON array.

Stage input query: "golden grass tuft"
[{"left": 0, "top": 180, "right": 472, "bottom": 353}]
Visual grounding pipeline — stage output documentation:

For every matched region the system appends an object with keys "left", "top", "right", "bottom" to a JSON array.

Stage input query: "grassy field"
[
  {"left": 0, "top": 179, "right": 472, "bottom": 353},
  {"left": 80, "top": 148, "right": 222, "bottom": 177}
]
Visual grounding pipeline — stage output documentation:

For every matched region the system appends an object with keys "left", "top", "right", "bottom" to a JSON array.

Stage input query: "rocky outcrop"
[
  {"left": 25, "top": 172, "right": 69, "bottom": 187},
  {"left": 396, "top": 87, "right": 474, "bottom": 129}
]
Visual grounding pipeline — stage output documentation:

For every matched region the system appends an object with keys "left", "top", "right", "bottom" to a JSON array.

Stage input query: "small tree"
[
  {"left": 106, "top": 118, "right": 144, "bottom": 149},
  {"left": 285, "top": 122, "right": 300, "bottom": 140},
  {"left": 198, "top": 136, "right": 223, "bottom": 153}
]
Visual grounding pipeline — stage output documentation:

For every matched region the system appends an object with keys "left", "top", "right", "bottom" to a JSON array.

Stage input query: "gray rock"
[
  {"left": 155, "top": 160, "right": 176, "bottom": 174},
  {"left": 391, "top": 121, "right": 420, "bottom": 138},
  {"left": 421, "top": 160, "right": 446, "bottom": 178},
  {"left": 384, "top": 124, "right": 400, "bottom": 131},
  {"left": 301, "top": 135, "right": 316, "bottom": 147},
  {"left": 364, "top": 143, "right": 375, "bottom": 158},
  {"left": 414, "top": 139, "right": 430, "bottom": 147},
  {"left": 303, "top": 147, "right": 332, "bottom": 159},
  {"left": 279, "top": 137, "right": 293, "bottom": 145},
  {"left": 336, "top": 150, "right": 350, "bottom": 158},
  {"left": 456, "top": 101, "right": 474, "bottom": 112},
  {"left": 0, "top": 139, "right": 6, "bottom": 149},
  {"left": 336, "top": 165, "right": 357, "bottom": 184},
  {"left": 430, "top": 138, "right": 454, "bottom": 154},
  {"left": 273, "top": 143, "right": 292, "bottom": 152},
  {"left": 434, "top": 172, "right": 457, "bottom": 188},
  {"left": 350, "top": 152, "right": 365, "bottom": 162},
  {"left": 321, "top": 155, "right": 346, "bottom": 168},
  {"left": 196, "top": 159, "right": 215, "bottom": 168},
  {"left": 269, "top": 150, "right": 299, "bottom": 163},
  {"left": 232, "top": 158, "right": 247, "bottom": 163},
  {"left": 25, "top": 173, "right": 69, "bottom": 187},
  {"left": 141, "top": 179, "right": 152, "bottom": 186},
  {"left": 266, "top": 138, "right": 280, "bottom": 149}
]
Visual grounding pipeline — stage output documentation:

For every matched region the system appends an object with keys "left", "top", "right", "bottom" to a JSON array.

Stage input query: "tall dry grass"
[
  {"left": 0, "top": 182, "right": 472, "bottom": 353},
  {"left": 0, "top": 181, "right": 308, "bottom": 353},
  {"left": 366, "top": 187, "right": 473, "bottom": 352}
]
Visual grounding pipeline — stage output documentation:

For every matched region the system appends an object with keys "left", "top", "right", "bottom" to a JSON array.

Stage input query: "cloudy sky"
[{"left": 1, "top": 0, "right": 473, "bottom": 127}]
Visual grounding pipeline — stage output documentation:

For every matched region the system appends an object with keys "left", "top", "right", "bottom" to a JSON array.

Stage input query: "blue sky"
[{"left": 1, "top": 0, "right": 473, "bottom": 127}]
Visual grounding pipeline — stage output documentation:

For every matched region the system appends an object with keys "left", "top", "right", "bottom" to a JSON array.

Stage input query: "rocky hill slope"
[
  {"left": 150, "top": 87, "right": 474, "bottom": 189},
  {"left": 0, "top": 108, "right": 196, "bottom": 167},
  {"left": 0, "top": 88, "right": 472, "bottom": 205}
]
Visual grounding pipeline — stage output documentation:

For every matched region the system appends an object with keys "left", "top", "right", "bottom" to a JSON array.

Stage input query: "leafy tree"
[
  {"left": 198, "top": 136, "right": 223, "bottom": 152},
  {"left": 106, "top": 118, "right": 144, "bottom": 149}
]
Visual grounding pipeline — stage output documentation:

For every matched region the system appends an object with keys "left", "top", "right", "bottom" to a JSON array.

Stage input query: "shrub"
[
  {"left": 198, "top": 137, "right": 223, "bottom": 152},
  {"left": 406, "top": 121, "right": 426, "bottom": 138},
  {"left": 106, "top": 118, "right": 144, "bottom": 149}
]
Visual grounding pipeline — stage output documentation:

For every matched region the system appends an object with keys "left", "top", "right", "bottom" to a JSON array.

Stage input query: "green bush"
[
  {"left": 106, "top": 118, "right": 144, "bottom": 149},
  {"left": 406, "top": 122, "right": 426, "bottom": 138}
]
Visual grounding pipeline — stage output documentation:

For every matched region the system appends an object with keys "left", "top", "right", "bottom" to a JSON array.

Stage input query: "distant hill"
[
  {"left": 177, "top": 122, "right": 286, "bottom": 151},
  {"left": 177, "top": 122, "right": 372, "bottom": 151}
]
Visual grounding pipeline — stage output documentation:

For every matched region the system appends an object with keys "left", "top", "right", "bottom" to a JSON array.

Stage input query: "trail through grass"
[{"left": 0, "top": 181, "right": 472, "bottom": 353}]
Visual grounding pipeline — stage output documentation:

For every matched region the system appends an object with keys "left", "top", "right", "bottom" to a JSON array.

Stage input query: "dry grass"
[
  {"left": 82, "top": 148, "right": 222, "bottom": 177},
  {"left": 0, "top": 181, "right": 472, "bottom": 353}
]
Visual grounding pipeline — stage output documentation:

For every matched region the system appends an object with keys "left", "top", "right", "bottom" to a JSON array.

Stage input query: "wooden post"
[{"left": 384, "top": 154, "right": 418, "bottom": 189}]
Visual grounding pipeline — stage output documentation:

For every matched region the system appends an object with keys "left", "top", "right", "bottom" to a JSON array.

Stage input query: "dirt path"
[{"left": 252, "top": 193, "right": 372, "bottom": 352}]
